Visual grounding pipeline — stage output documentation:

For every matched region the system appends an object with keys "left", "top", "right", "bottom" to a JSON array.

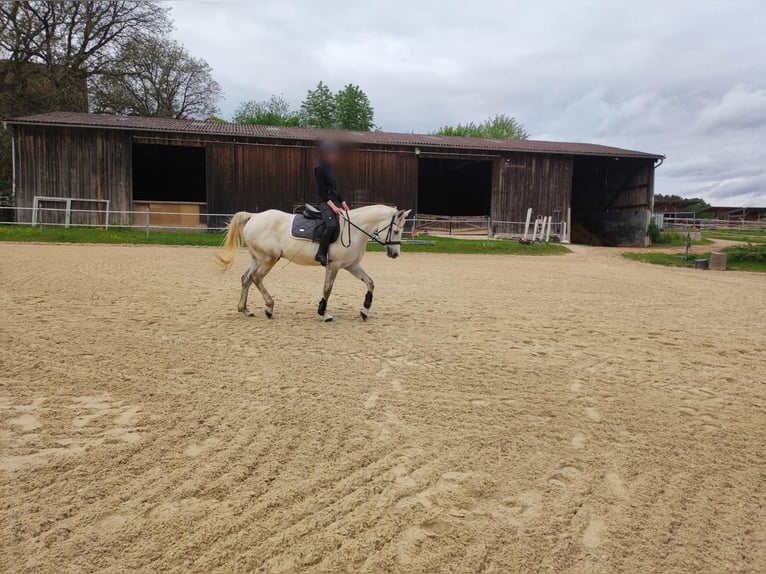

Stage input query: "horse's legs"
[
  {"left": 317, "top": 262, "right": 341, "bottom": 322},
  {"left": 238, "top": 256, "right": 259, "bottom": 316},
  {"left": 252, "top": 257, "right": 277, "bottom": 318},
  {"left": 346, "top": 263, "right": 375, "bottom": 320}
]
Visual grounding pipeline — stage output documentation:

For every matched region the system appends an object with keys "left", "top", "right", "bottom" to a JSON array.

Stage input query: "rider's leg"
[{"left": 315, "top": 206, "right": 337, "bottom": 266}]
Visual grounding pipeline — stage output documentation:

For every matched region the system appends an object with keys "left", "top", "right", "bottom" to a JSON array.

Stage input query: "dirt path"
[{"left": 1, "top": 243, "right": 764, "bottom": 573}]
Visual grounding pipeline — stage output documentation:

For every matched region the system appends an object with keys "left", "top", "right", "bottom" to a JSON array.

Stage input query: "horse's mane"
[{"left": 348, "top": 204, "right": 397, "bottom": 216}]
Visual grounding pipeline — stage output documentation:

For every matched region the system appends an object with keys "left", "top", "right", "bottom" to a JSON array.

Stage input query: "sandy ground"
[{"left": 0, "top": 242, "right": 764, "bottom": 573}]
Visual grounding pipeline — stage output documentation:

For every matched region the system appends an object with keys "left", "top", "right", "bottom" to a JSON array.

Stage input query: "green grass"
[
  {"left": 367, "top": 234, "right": 570, "bottom": 255},
  {"left": 702, "top": 229, "right": 766, "bottom": 244},
  {"left": 623, "top": 251, "right": 701, "bottom": 269},
  {"left": 623, "top": 244, "right": 766, "bottom": 273},
  {"left": 652, "top": 231, "right": 712, "bottom": 246},
  {"left": 0, "top": 225, "right": 226, "bottom": 246},
  {"left": 0, "top": 225, "right": 571, "bottom": 255}
]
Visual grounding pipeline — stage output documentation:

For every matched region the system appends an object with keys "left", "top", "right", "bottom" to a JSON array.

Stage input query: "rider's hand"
[
  {"left": 332, "top": 205, "right": 342, "bottom": 215},
  {"left": 341, "top": 201, "right": 350, "bottom": 211}
]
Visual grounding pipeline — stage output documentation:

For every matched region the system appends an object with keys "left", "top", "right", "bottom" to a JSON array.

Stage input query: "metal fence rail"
[
  {"left": 660, "top": 216, "right": 766, "bottom": 231},
  {"left": 0, "top": 204, "right": 571, "bottom": 242}
]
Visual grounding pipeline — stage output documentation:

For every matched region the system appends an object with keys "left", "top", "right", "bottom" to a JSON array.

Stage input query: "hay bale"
[{"left": 710, "top": 251, "right": 727, "bottom": 271}]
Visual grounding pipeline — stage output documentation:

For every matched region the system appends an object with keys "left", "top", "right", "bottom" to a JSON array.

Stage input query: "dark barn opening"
[
  {"left": 132, "top": 144, "right": 206, "bottom": 202},
  {"left": 417, "top": 158, "right": 492, "bottom": 216},
  {"left": 571, "top": 156, "right": 653, "bottom": 246}
]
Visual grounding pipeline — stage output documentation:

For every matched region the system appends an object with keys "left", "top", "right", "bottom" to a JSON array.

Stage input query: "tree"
[
  {"left": 0, "top": 1, "right": 172, "bottom": 196},
  {"left": 434, "top": 114, "right": 529, "bottom": 140},
  {"left": 299, "top": 81, "right": 336, "bottom": 128},
  {"left": 233, "top": 94, "right": 299, "bottom": 126},
  {"left": 334, "top": 84, "right": 374, "bottom": 131},
  {"left": 90, "top": 36, "right": 222, "bottom": 118},
  {"left": 0, "top": 1, "right": 171, "bottom": 111}
]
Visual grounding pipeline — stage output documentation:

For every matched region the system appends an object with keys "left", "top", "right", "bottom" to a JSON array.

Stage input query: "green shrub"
[
  {"left": 646, "top": 219, "right": 661, "bottom": 244},
  {"left": 724, "top": 244, "right": 766, "bottom": 263}
]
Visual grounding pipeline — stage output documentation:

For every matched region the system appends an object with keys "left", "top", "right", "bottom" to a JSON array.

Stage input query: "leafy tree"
[
  {"left": 0, "top": 0, "right": 171, "bottom": 198},
  {"left": 334, "top": 84, "right": 374, "bottom": 131},
  {"left": 434, "top": 114, "right": 529, "bottom": 140},
  {"left": 0, "top": 1, "right": 171, "bottom": 111},
  {"left": 654, "top": 194, "right": 711, "bottom": 215},
  {"left": 90, "top": 36, "right": 222, "bottom": 118},
  {"left": 299, "top": 81, "right": 336, "bottom": 128},
  {"left": 233, "top": 94, "right": 299, "bottom": 126}
]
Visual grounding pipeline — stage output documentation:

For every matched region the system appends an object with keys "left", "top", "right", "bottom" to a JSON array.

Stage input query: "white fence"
[
  {"left": 0, "top": 202, "right": 569, "bottom": 242},
  {"left": 659, "top": 216, "right": 766, "bottom": 231}
]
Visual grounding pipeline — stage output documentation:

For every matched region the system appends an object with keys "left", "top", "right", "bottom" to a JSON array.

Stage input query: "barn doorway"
[
  {"left": 132, "top": 144, "right": 206, "bottom": 203},
  {"left": 417, "top": 158, "right": 492, "bottom": 216}
]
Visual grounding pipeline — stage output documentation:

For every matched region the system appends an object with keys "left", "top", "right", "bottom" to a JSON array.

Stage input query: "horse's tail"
[{"left": 215, "top": 211, "right": 252, "bottom": 271}]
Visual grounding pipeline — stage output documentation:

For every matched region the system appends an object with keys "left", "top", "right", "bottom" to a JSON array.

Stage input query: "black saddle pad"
[
  {"left": 291, "top": 214, "right": 324, "bottom": 241},
  {"left": 290, "top": 214, "right": 340, "bottom": 243}
]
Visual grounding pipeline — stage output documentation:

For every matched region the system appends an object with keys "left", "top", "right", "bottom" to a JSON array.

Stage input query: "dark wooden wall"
[
  {"left": 14, "top": 125, "right": 132, "bottom": 224},
  {"left": 207, "top": 144, "right": 417, "bottom": 218},
  {"left": 491, "top": 154, "right": 573, "bottom": 224},
  {"left": 339, "top": 149, "right": 417, "bottom": 209},
  {"left": 207, "top": 143, "right": 314, "bottom": 217}
]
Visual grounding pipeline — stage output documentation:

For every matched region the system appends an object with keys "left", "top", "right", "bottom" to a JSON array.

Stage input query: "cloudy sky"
[{"left": 169, "top": 0, "right": 766, "bottom": 205}]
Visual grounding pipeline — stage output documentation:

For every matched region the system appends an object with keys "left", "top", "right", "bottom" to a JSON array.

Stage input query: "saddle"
[{"left": 290, "top": 204, "right": 340, "bottom": 242}]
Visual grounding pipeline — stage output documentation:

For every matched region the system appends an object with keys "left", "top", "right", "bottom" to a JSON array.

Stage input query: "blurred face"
[{"left": 323, "top": 148, "right": 340, "bottom": 166}]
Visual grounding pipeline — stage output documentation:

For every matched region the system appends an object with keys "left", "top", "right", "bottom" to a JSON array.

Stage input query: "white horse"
[{"left": 216, "top": 204, "right": 411, "bottom": 321}]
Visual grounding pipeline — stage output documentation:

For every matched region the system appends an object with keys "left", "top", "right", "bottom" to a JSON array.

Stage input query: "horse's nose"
[{"left": 391, "top": 252, "right": 399, "bottom": 259}]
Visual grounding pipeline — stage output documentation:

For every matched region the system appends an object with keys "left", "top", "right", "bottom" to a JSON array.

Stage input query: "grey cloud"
[{"left": 168, "top": 0, "right": 766, "bottom": 205}]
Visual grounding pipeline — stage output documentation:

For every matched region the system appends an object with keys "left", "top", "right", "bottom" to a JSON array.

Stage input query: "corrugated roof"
[{"left": 7, "top": 111, "right": 664, "bottom": 159}]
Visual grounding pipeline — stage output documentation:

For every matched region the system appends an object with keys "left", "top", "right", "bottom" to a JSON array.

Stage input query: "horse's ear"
[
  {"left": 396, "top": 209, "right": 411, "bottom": 219},
  {"left": 404, "top": 209, "right": 412, "bottom": 218}
]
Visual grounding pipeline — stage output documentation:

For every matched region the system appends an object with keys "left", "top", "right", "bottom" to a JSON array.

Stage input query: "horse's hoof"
[
  {"left": 323, "top": 314, "right": 334, "bottom": 323},
  {"left": 265, "top": 310, "right": 273, "bottom": 319},
  {"left": 360, "top": 310, "right": 368, "bottom": 321},
  {"left": 244, "top": 309, "right": 255, "bottom": 317}
]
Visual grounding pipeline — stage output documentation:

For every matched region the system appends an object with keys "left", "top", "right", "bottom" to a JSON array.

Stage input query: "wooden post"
[
  {"left": 523, "top": 208, "right": 532, "bottom": 241},
  {"left": 145, "top": 207, "right": 150, "bottom": 240}
]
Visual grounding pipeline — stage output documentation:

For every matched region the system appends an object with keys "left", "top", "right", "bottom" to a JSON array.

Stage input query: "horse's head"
[{"left": 384, "top": 208, "right": 412, "bottom": 259}]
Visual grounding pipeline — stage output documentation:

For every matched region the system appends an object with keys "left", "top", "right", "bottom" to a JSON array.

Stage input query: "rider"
[{"left": 314, "top": 141, "right": 349, "bottom": 266}]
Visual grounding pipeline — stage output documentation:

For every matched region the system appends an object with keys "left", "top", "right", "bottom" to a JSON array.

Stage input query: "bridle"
[{"left": 339, "top": 212, "right": 401, "bottom": 248}]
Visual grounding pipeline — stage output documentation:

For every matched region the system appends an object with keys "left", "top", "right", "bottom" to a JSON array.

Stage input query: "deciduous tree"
[
  {"left": 334, "top": 84, "right": 374, "bottom": 131},
  {"left": 299, "top": 81, "right": 336, "bottom": 128},
  {"left": 233, "top": 94, "right": 299, "bottom": 126},
  {"left": 90, "top": 36, "right": 222, "bottom": 118},
  {"left": 435, "top": 114, "right": 529, "bottom": 140}
]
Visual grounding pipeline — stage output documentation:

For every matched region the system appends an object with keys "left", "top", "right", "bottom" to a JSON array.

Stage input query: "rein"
[{"left": 339, "top": 212, "right": 400, "bottom": 247}]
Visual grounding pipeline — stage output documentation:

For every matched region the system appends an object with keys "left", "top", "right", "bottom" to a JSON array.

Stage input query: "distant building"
[{"left": 701, "top": 206, "right": 766, "bottom": 221}]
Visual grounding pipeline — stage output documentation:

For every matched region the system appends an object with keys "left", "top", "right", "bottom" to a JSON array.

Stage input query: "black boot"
[{"left": 315, "top": 229, "right": 332, "bottom": 266}]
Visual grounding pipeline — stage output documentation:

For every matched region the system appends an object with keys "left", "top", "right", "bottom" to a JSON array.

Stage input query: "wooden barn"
[{"left": 7, "top": 112, "right": 663, "bottom": 245}]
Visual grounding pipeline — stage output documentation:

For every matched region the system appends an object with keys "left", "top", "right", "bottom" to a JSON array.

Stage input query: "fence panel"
[{"left": 1, "top": 205, "right": 576, "bottom": 242}]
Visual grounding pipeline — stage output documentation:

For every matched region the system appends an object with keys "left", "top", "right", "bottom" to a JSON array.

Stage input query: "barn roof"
[{"left": 8, "top": 111, "right": 664, "bottom": 160}]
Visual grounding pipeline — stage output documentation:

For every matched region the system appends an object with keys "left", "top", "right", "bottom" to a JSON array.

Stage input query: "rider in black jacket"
[{"left": 314, "top": 141, "right": 349, "bottom": 266}]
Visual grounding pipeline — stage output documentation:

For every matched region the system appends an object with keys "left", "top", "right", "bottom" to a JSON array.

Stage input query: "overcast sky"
[{"left": 169, "top": 1, "right": 766, "bottom": 206}]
